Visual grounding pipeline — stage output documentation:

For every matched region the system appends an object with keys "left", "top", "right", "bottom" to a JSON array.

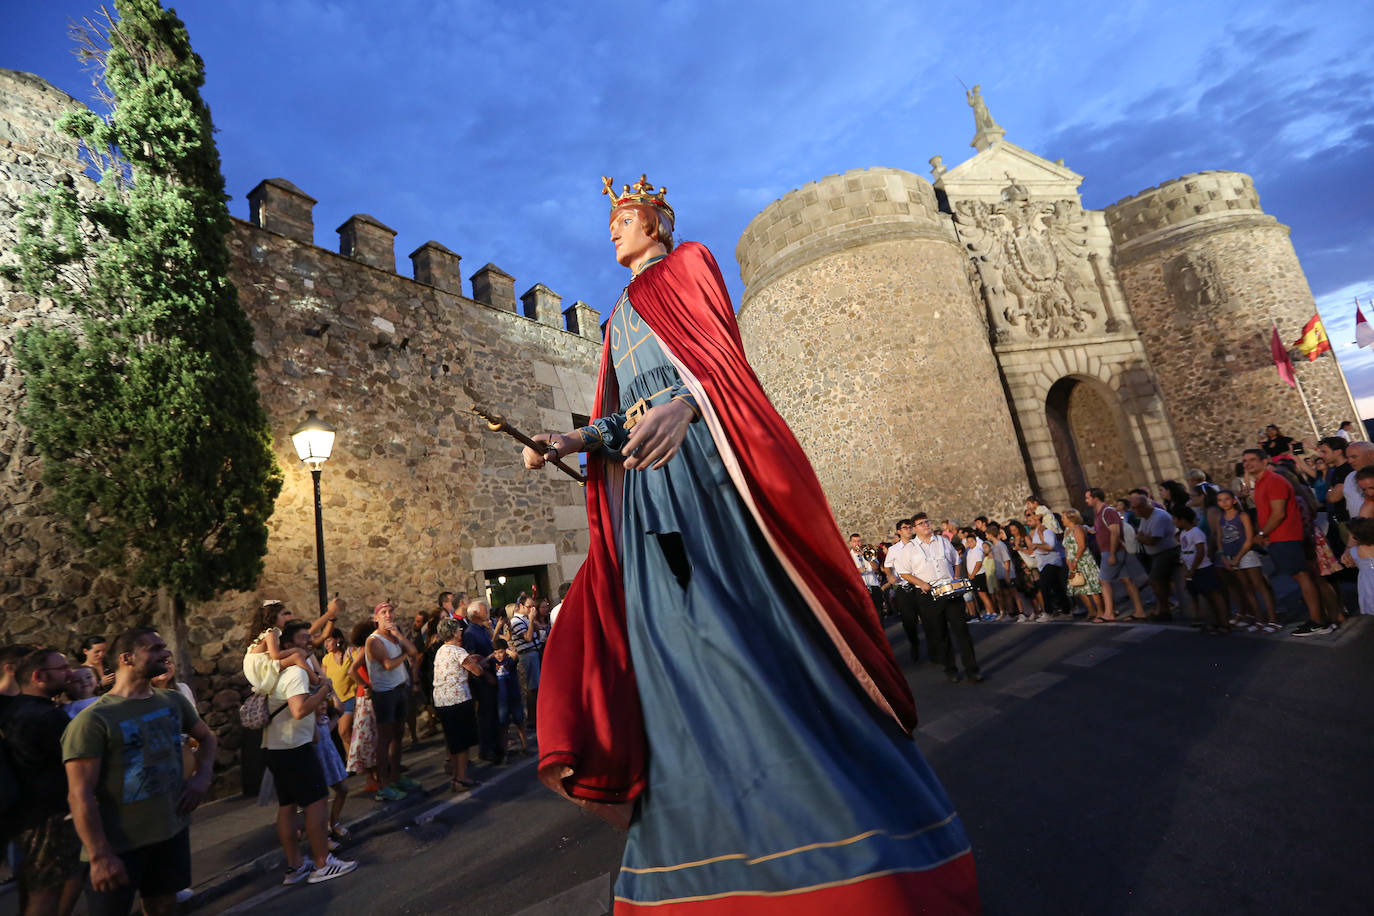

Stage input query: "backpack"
[
  {"left": 238, "top": 659, "right": 285, "bottom": 729},
  {"left": 1120, "top": 520, "right": 1140, "bottom": 554}
]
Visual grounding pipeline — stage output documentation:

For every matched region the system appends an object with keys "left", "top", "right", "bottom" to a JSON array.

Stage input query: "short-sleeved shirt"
[
  {"left": 1, "top": 694, "right": 71, "bottom": 825},
  {"left": 1035, "top": 505, "right": 1062, "bottom": 534},
  {"left": 888, "top": 536, "right": 959, "bottom": 585},
  {"left": 1254, "top": 470, "right": 1304, "bottom": 543},
  {"left": 1138, "top": 508, "right": 1178, "bottom": 554},
  {"left": 965, "top": 542, "right": 986, "bottom": 575},
  {"left": 61, "top": 689, "right": 200, "bottom": 856},
  {"left": 462, "top": 624, "right": 495, "bottom": 661},
  {"left": 1179, "top": 526, "right": 1212, "bottom": 570},
  {"left": 1343, "top": 468, "right": 1366, "bottom": 520},
  {"left": 1093, "top": 505, "right": 1124, "bottom": 553},
  {"left": 1031, "top": 528, "right": 1066, "bottom": 568},
  {"left": 322, "top": 650, "right": 356, "bottom": 702},
  {"left": 432, "top": 643, "right": 472, "bottom": 707},
  {"left": 264, "top": 667, "right": 315, "bottom": 751},
  {"left": 509, "top": 614, "right": 535, "bottom": 654}
]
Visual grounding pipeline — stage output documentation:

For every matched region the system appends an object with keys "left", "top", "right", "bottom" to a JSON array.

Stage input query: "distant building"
[{"left": 735, "top": 89, "right": 1349, "bottom": 534}]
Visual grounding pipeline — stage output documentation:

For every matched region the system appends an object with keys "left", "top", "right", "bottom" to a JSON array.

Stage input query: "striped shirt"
[{"left": 509, "top": 613, "right": 535, "bottom": 653}]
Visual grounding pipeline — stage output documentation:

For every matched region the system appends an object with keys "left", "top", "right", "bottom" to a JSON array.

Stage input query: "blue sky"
[{"left": 6, "top": 0, "right": 1374, "bottom": 408}]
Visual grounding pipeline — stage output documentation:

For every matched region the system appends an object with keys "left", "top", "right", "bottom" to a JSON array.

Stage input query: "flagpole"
[
  {"left": 1274, "top": 316, "right": 1321, "bottom": 440},
  {"left": 1326, "top": 298, "right": 1368, "bottom": 427}
]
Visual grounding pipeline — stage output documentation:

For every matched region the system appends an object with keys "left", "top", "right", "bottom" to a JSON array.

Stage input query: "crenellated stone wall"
[
  {"left": 0, "top": 69, "right": 600, "bottom": 794},
  {"left": 1106, "top": 171, "right": 1349, "bottom": 480}
]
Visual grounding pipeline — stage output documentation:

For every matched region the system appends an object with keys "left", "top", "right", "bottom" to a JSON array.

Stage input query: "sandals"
[{"left": 451, "top": 777, "right": 479, "bottom": 791}]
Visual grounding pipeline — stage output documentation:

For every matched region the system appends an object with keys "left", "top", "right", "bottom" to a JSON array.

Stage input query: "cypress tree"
[{"left": 8, "top": 0, "right": 282, "bottom": 606}]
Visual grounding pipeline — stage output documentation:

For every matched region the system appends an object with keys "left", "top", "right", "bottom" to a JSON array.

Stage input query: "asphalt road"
[{"left": 204, "top": 616, "right": 1374, "bottom": 915}]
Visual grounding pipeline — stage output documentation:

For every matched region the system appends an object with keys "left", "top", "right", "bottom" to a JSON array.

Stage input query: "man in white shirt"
[
  {"left": 898, "top": 514, "right": 983, "bottom": 683},
  {"left": 849, "top": 533, "right": 885, "bottom": 618},
  {"left": 1343, "top": 441, "right": 1374, "bottom": 519},
  {"left": 1131, "top": 493, "right": 1181, "bottom": 620},
  {"left": 882, "top": 519, "right": 924, "bottom": 664},
  {"left": 264, "top": 621, "right": 357, "bottom": 886}
]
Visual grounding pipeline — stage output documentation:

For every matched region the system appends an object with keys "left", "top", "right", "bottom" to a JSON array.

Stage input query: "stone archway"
[{"left": 1045, "top": 375, "right": 1136, "bottom": 516}]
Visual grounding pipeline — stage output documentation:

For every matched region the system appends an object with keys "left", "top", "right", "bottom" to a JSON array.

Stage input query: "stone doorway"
[{"left": 1045, "top": 376, "right": 1135, "bottom": 516}]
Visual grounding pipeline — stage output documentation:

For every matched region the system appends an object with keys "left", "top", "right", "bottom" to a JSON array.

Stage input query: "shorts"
[
  {"left": 1099, "top": 551, "right": 1146, "bottom": 583},
  {"left": 84, "top": 829, "right": 191, "bottom": 916},
  {"left": 436, "top": 700, "right": 479, "bottom": 754},
  {"left": 264, "top": 743, "right": 329, "bottom": 808},
  {"left": 1146, "top": 546, "right": 1181, "bottom": 580},
  {"left": 1223, "top": 551, "right": 1263, "bottom": 570},
  {"left": 1267, "top": 539, "right": 1307, "bottom": 577},
  {"left": 521, "top": 650, "right": 541, "bottom": 690},
  {"left": 371, "top": 685, "right": 409, "bottom": 725},
  {"left": 971, "top": 573, "right": 989, "bottom": 594},
  {"left": 19, "top": 813, "right": 83, "bottom": 891},
  {"left": 339, "top": 696, "right": 356, "bottom": 715},
  {"left": 1186, "top": 565, "right": 1223, "bottom": 595}
]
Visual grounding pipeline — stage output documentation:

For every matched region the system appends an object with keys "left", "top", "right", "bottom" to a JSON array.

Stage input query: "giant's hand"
[
  {"left": 624, "top": 400, "right": 694, "bottom": 471},
  {"left": 539, "top": 763, "right": 634, "bottom": 830},
  {"left": 523, "top": 432, "right": 572, "bottom": 470}
]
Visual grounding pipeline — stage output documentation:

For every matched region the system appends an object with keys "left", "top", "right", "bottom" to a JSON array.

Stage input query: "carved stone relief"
[
  {"left": 1164, "top": 250, "right": 1227, "bottom": 310},
  {"left": 952, "top": 185, "right": 1099, "bottom": 341}
]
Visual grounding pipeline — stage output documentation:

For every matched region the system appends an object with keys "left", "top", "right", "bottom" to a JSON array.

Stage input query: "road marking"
[
  {"left": 512, "top": 872, "right": 613, "bottom": 916},
  {"left": 919, "top": 705, "right": 999, "bottom": 743},
  {"left": 999, "top": 672, "right": 1067, "bottom": 698},
  {"left": 1062, "top": 647, "right": 1121, "bottom": 667},
  {"left": 220, "top": 882, "right": 291, "bottom": 914},
  {"left": 414, "top": 755, "right": 538, "bottom": 825},
  {"left": 1112, "top": 624, "right": 1164, "bottom": 643}
]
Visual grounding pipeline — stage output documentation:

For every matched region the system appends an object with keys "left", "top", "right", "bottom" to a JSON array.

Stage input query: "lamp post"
[{"left": 290, "top": 410, "right": 337, "bottom": 619}]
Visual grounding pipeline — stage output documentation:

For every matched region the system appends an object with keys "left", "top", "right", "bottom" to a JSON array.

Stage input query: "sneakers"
[
  {"left": 307, "top": 854, "right": 359, "bottom": 884},
  {"left": 374, "top": 784, "right": 406, "bottom": 802},
  {"left": 1015, "top": 614, "right": 1030, "bottom": 623},
  {"left": 393, "top": 776, "right": 422, "bottom": 792},
  {"left": 1035, "top": 612, "right": 1050, "bottom": 622},
  {"left": 283, "top": 858, "right": 314, "bottom": 885},
  {"left": 1290, "top": 621, "right": 1334, "bottom": 637}
]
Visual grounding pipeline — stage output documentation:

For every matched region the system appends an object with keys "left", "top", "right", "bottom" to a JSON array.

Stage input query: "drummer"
[{"left": 899, "top": 514, "right": 985, "bottom": 684}]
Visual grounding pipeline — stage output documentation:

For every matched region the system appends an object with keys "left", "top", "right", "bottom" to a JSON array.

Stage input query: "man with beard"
[
  {"left": 63, "top": 629, "right": 217, "bottom": 916},
  {"left": 2, "top": 648, "right": 81, "bottom": 915}
]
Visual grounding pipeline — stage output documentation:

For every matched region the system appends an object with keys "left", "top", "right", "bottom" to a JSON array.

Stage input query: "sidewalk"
[{"left": 182, "top": 733, "right": 537, "bottom": 912}]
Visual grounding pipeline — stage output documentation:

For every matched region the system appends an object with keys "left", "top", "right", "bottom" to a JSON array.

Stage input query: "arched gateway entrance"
[{"left": 1045, "top": 376, "right": 1137, "bottom": 515}]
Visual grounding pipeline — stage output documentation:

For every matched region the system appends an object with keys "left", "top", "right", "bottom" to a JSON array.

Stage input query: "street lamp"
[{"left": 291, "top": 410, "right": 336, "bottom": 619}]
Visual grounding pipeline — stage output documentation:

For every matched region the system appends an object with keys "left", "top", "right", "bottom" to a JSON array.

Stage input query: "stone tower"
[
  {"left": 1105, "top": 172, "right": 1351, "bottom": 476},
  {"left": 735, "top": 167, "right": 1030, "bottom": 536}
]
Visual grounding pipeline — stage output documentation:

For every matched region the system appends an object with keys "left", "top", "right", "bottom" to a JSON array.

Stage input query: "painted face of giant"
[{"left": 610, "top": 207, "right": 660, "bottom": 269}]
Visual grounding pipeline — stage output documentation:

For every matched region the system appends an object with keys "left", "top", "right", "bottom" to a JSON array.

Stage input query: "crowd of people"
[
  {"left": 850, "top": 423, "right": 1369, "bottom": 665},
  {"left": 1, "top": 630, "right": 215, "bottom": 916}
]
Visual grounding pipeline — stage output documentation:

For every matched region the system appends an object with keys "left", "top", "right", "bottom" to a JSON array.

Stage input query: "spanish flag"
[{"left": 1293, "top": 314, "right": 1330, "bottom": 361}]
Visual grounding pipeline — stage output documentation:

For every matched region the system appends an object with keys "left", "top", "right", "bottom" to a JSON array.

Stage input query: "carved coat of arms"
[
  {"left": 952, "top": 191, "right": 1097, "bottom": 341},
  {"left": 1164, "top": 250, "right": 1227, "bottom": 310}
]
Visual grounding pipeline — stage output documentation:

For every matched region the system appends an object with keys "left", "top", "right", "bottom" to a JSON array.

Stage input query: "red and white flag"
[
  {"left": 1271, "top": 326, "right": 1296, "bottom": 388},
  {"left": 1355, "top": 300, "right": 1374, "bottom": 349}
]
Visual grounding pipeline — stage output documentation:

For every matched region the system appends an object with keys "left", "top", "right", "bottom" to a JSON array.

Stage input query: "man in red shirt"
[{"left": 1241, "top": 449, "right": 1332, "bottom": 636}]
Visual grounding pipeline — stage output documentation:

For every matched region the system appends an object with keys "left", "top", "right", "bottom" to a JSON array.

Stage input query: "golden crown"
[{"left": 602, "top": 174, "right": 674, "bottom": 224}]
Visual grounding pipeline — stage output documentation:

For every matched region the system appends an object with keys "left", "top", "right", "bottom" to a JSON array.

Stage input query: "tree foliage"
[{"left": 10, "top": 0, "right": 282, "bottom": 602}]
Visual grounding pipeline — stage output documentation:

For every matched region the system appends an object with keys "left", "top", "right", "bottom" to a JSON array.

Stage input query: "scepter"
[{"left": 470, "top": 402, "right": 586, "bottom": 486}]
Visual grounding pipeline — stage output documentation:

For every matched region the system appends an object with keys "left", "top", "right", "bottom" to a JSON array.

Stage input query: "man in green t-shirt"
[{"left": 62, "top": 627, "right": 217, "bottom": 916}]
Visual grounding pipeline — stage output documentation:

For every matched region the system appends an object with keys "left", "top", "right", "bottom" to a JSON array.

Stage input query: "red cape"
[{"left": 537, "top": 241, "right": 917, "bottom": 805}]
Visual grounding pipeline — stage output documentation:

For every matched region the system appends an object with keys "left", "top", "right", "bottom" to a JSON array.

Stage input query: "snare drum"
[{"left": 929, "top": 578, "right": 972, "bottom": 600}]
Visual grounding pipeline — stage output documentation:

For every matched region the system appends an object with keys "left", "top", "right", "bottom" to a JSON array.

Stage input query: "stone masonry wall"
[
  {"left": 1108, "top": 172, "right": 1348, "bottom": 480},
  {"left": 0, "top": 70, "right": 598, "bottom": 794},
  {"left": 737, "top": 168, "right": 1030, "bottom": 535}
]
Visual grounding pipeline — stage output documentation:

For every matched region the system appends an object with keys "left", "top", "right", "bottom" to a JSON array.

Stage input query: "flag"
[
  {"left": 1271, "top": 326, "right": 1295, "bottom": 388},
  {"left": 1293, "top": 314, "right": 1330, "bottom": 360},
  {"left": 1357, "top": 301, "right": 1374, "bottom": 349}
]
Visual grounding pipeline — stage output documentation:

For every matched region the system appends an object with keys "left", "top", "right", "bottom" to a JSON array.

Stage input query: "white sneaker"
[
  {"left": 283, "top": 858, "right": 314, "bottom": 885},
  {"left": 307, "top": 854, "right": 358, "bottom": 884},
  {"left": 1015, "top": 614, "right": 1029, "bottom": 623},
  {"left": 1035, "top": 612, "right": 1050, "bottom": 622}
]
